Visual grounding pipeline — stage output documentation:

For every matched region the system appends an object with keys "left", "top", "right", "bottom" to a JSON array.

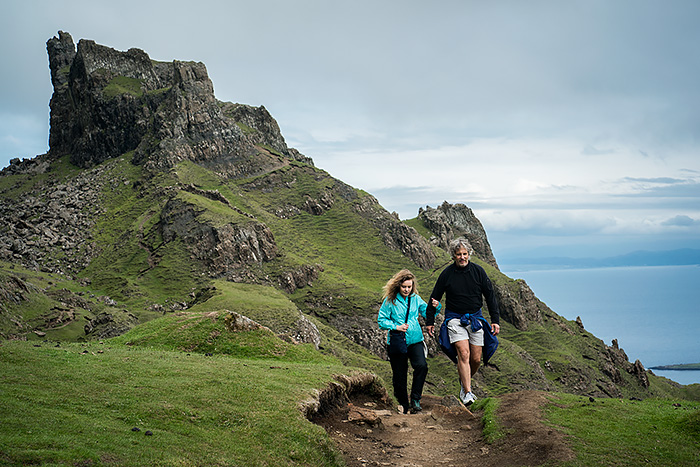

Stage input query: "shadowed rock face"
[{"left": 45, "top": 31, "right": 309, "bottom": 176}]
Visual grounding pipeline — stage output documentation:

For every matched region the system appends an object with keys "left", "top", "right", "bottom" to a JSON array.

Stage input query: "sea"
[{"left": 499, "top": 264, "right": 700, "bottom": 386}]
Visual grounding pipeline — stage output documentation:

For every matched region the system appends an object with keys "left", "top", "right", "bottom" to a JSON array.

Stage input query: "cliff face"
[
  {"left": 0, "top": 31, "right": 679, "bottom": 401},
  {"left": 45, "top": 31, "right": 309, "bottom": 176}
]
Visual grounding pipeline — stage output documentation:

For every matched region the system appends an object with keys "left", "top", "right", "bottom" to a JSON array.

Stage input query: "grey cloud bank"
[{"left": 2, "top": 0, "right": 699, "bottom": 263}]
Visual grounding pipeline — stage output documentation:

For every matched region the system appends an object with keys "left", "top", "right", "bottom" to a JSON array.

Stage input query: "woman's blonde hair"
[{"left": 382, "top": 269, "right": 418, "bottom": 304}]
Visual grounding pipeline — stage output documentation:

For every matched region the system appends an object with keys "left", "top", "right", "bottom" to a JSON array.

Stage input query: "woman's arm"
[{"left": 377, "top": 299, "right": 399, "bottom": 331}]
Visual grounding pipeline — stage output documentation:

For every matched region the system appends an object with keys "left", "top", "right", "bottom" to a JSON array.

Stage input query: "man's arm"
[
  {"left": 478, "top": 272, "right": 501, "bottom": 335},
  {"left": 477, "top": 266, "right": 500, "bottom": 325}
]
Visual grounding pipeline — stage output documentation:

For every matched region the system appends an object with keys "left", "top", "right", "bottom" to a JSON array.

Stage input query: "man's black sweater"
[{"left": 426, "top": 261, "right": 500, "bottom": 326}]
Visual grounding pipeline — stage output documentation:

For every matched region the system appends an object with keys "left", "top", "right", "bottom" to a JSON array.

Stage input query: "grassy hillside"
[
  {"left": 544, "top": 392, "right": 700, "bottom": 465},
  {"left": 2, "top": 152, "right": 698, "bottom": 403},
  {"left": 2, "top": 334, "right": 699, "bottom": 466},
  {"left": 0, "top": 339, "right": 348, "bottom": 466},
  {"left": 2, "top": 150, "right": 699, "bottom": 465}
]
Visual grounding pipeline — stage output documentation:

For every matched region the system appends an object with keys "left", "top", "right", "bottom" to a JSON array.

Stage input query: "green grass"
[
  {"left": 0, "top": 339, "right": 347, "bottom": 466},
  {"left": 103, "top": 76, "right": 144, "bottom": 99},
  {"left": 543, "top": 392, "right": 700, "bottom": 466},
  {"left": 109, "top": 310, "right": 325, "bottom": 362},
  {"left": 82, "top": 155, "right": 208, "bottom": 310},
  {"left": 474, "top": 397, "right": 507, "bottom": 444},
  {"left": 4, "top": 150, "right": 700, "bottom": 466},
  {"left": 186, "top": 280, "right": 304, "bottom": 332}
]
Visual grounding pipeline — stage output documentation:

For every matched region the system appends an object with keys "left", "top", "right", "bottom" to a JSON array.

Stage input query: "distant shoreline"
[
  {"left": 499, "top": 248, "right": 700, "bottom": 270},
  {"left": 650, "top": 364, "right": 700, "bottom": 371}
]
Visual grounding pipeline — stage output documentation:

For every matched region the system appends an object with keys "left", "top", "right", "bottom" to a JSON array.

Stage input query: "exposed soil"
[{"left": 313, "top": 390, "right": 575, "bottom": 467}]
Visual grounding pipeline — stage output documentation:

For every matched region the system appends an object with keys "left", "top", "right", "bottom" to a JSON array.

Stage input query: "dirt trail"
[{"left": 313, "top": 390, "right": 575, "bottom": 467}]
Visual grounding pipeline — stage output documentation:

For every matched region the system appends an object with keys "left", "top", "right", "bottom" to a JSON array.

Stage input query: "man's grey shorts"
[{"left": 447, "top": 318, "right": 484, "bottom": 346}]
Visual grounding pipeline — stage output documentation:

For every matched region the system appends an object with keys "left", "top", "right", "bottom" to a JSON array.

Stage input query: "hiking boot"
[{"left": 410, "top": 399, "right": 422, "bottom": 413}]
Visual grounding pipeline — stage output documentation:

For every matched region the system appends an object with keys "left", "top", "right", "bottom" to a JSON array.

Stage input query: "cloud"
[
  {"left": 662, "top": 215, "right": 698, "bottom": 227},
  {"left": 581, "top": 145, "right": 615, "bottom": 156}
]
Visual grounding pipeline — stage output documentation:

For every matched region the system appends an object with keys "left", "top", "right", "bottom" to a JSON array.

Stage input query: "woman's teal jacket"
[{"left": 378, "top": 293, "right": 441, "bottom": 346}]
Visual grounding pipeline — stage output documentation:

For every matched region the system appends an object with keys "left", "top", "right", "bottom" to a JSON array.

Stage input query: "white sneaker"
[{"left": 460, "top": 389, "right": 476, "bottom": 406}]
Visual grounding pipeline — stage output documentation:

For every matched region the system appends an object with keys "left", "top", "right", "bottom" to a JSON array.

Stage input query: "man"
[{"left": 426, "top": 237, "right": 500, "bottom": 406}]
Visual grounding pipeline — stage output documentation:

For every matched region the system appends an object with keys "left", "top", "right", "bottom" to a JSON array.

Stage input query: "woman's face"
[{"left": 399, "top": 279, "right": 413, "bottom": 297}]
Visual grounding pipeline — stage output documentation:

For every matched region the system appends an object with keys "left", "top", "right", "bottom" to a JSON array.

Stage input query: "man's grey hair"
[{"left": 449, "top": 237, "right": 473, "bottom": 257}]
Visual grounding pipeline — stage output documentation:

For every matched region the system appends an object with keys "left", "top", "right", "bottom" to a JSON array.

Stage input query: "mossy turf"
[
  {"left": 0, "top": 339, "right": 347, "bottom": 466},
  {"left": 544, "top": 392, "right": 700, "bottom": 466}
]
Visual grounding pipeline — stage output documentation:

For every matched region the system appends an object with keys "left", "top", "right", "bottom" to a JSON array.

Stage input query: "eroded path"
[{"left": 313, "top": 391, "right": 574, "bottom": 467}]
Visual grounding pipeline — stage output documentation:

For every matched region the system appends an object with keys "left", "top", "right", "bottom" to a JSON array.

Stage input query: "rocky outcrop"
[
  {"left": 419, "top": 201, "right": 498, "bottom": 269},
  {"left": 0, "top": 156, "right": 122, "bottom": 276},
  {"left": 44, "top": 31, "right": 309, "bottom": 177},
  {"left": 279, "top": 264, "right": 323, "bottom": 293},
  {"left": 494, "top": 280, "right": 544, "bottom": 331},
  {"left": 222, "top": 310, "right": 321, "bottom": 349},
  {"left": 158, "top": 197, "right": 278, "bottom": 281},
  {"left": 354, "top": 194, "right": 436, "bottom": 270},
  {"left": 220, "top": 103, "right": 313, "bottom": 165},
  {"left": 84, "top": 310, "right": 139, "bottom": 339},
  {"left": 287, "top": 313, "right": 323, "bottom": 349},
  {"left": 630, "top": 359, "right": 650, "bottom": 388}
]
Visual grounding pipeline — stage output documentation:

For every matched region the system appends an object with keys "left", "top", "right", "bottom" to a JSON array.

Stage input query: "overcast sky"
[{"left": 2, "top": 0, "right": 699, "bottom": 263}]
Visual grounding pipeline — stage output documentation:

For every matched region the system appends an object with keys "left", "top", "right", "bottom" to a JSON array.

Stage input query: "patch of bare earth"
[{"left": 313, "top": 390, "right": 574, "bottom": 467}]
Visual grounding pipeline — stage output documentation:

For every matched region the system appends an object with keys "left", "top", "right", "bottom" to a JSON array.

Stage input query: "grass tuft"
[{"left": 474, "top": 397, "right": 507, "bottom": 444}]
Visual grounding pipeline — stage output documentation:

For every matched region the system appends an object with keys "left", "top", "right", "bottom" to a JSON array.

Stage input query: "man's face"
[{"left": 453, "top": 247, "right": 470, "bottom": 267}]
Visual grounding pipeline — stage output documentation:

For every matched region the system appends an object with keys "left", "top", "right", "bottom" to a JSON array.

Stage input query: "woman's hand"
[
  {"left": 396, "top": 323, "right": 409, "bottom": 332},
  {"left": 430, "top": 298, "right": 439, "bottom": 308}
]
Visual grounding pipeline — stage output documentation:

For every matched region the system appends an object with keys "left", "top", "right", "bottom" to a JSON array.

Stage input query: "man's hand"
[
  {"left": 491, "top": 323, "right": 500, "bottom": 335},
  {"left": 426, "top": 325, "right": 435, "bottom": 337}
]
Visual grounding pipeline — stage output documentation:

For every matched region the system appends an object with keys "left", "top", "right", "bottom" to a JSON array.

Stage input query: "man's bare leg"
[
  {"left": 454, "top": 339, "right": 472, "bottom": 392},
  {"left": 469, "top": 343, "right": 482, "bottom": 377}
]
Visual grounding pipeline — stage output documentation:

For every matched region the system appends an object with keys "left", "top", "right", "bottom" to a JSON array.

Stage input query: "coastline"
[{"left": 649, "top": 364, "right": 700, "bottom": 371}]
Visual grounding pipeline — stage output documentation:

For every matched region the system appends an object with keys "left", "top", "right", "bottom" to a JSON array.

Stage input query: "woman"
[{"left": 378, "top": 269, "right": 441, "bottom": 414}]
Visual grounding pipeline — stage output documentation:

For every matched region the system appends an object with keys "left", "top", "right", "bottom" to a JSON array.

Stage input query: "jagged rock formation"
[
  {"left": 353, "top": 194, "right": 436, "bottom": 270},
  {"left": 419, "top": 201, "right": 498, "bottom": 269},
  {"left": 45, "top": 31, "right": 309, "bottom": 175},
  {"left": 158, "top": 197, "right": 278, "bottom": 279}
]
